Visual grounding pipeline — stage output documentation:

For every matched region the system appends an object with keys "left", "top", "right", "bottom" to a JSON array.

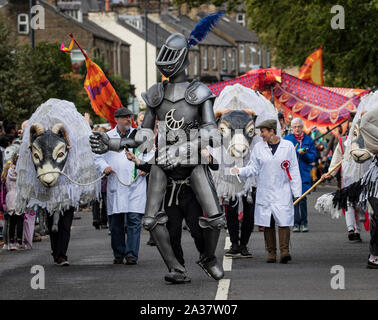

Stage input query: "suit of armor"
[{"left": 91, "top": 34, "right": 225, "bottom": 283}]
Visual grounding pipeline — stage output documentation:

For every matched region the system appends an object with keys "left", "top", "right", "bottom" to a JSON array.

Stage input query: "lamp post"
[{"left": 29, "top": 0, "right": 34, "bottom": 48}]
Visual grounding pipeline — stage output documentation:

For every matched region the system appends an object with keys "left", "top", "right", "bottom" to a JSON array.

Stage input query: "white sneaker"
[
  {"left": 9, "top": 243, "right": 18, "bottom": 251},
  {"left": 2, "top": 244, "right": 9, "bottom": 250}
]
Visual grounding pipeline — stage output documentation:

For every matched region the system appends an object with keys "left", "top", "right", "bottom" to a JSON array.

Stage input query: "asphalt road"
[{"left": 0, "top": 183, "right": 377, "bottom": 300}]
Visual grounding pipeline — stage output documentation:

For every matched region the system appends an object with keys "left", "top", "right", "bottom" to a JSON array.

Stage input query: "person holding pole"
[
  {"left": 231, "top": 119, "right": 302, "bottom": 264},
  {"left": 285, "top": 118, "right": 317, "bottom": 232}
]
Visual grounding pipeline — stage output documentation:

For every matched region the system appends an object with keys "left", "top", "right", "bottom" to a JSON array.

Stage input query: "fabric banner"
[
  {"left": 208, "top": 69, "right": 368, "bottom": 134},
  {"left": 298, "top": 47, "right": 323, "bottom": 86},
  {"left": 61, "top": 34, "right": 137, "bottom": 129}
]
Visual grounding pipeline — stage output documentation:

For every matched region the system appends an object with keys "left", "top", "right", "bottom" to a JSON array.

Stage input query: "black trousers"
[
  {"left": 225, "top": 191, "right": 255, "bottom": 247},
  {"left": 47, "top": 208, "right": 74, "bottom": 262},
  {"left": 165, "top": 184, "right": 205, "bottom": 267},
  {"left": 92, "top": 192, "right": 107, "bottom": 226},
  {"left": 369, "top": 197, "right": 378, "bottom": 256},
  {"left": 9, "top": 214, "right": 24, "bottom": 244}
]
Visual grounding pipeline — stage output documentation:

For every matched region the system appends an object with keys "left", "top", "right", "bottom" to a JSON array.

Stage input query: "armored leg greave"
[
  {"left": 142, "top": 165, "right": 186, "bottom": 275},
  {"left": 190, "top": 165, "right": 225, "bottom": 280}
]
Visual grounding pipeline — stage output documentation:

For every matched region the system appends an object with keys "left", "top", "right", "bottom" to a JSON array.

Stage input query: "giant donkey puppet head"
[
  {"left": 215, "top": 109, "right": 257, "bottom": 159},
  {"left": 29, "top": 123, "right": 71, "bottom": 187}
]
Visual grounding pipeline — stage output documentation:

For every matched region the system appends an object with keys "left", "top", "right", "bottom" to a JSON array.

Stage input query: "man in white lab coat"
[
  {"left": 94, "top": 108, "right": 148, "bottom": 265},
  {"left": 232, "top": 119, "right": 302, "bottom": 264}
]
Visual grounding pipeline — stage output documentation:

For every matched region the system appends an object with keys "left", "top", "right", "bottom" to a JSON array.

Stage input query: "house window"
[
  {"left": 18, "top": 14, "right": 29, "bottom": 34},
  {"left": 212, "top": 48, "right": 217, "bottom": 71},
  {"left": 239, "top": 44, "right": 245, "bottom": 68},
  {"left": 258, "top": 47, "right": 262, "bottom": 67},
  {"left": 70, "top": 49, "right": 86, "bottom": 64},
  {"left": 203, "top": 47, "right": 208, "bottom": 70},
  {"left": 231, "top": 49, "right": 236, "bottom": 71},
  {"left": 120, "top": 15, "right": 143, "bottom": 31},
  {"left": 236, "top": 13, "right": 245, "bottom": 27},
  {"left": 94, "top": 48, "right": 101, "bottom": 58},
  {"left": 249, "top": 45, "right": 257, "bottom": 68},
  {"left": 194, "top": 54, "right": 198, "bottom": 76},
  {"left": 222, "top": 48, "right": 227, "bottom": 71}
]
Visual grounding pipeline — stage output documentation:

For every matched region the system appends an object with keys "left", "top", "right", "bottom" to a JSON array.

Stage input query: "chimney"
[{"left": 105, "top": 0, "right": 110, "bottom": 11}]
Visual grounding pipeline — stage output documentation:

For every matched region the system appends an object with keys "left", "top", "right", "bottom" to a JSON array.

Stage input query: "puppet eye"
[
  {"left": 245, "top": 122, "right": 255, "bottom": 137},
  {"left": 218, "top": 122, "right": 231, "bottom": 137},
  {"left": 34, "top": 153, "right": 40, "bottom": 160},
  {"left": 57, "top": 152, "right": 65, "bottom": 158}
]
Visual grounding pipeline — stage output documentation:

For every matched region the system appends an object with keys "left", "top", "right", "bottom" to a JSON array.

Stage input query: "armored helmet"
[{"left": 156, "top": 33, "right": 189, "bottom": 78}]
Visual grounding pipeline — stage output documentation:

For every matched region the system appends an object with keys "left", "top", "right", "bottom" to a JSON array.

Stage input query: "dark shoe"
[
  {"left": 146, "top": 238, "right": 156, "bottom": 246},
  {"left": 348, "top": 230, "right": 355, "bottom": 241},
  {"left": 225, "top": 244, "right": 241, "bottom": 257},
  {"left": 57, "top": 257, "right": 70, "bottom": 266},
  {"left": 113, "top": 257, "right": 124, "bottom": 264},
  {"left": 280, "top": 254, "right": 292, "bottom": 264},
  {"left": 125, "top": 257, "right": 137, "bottom": 265},
  {"left": 93, "top": 222, "right": 100, "bottom": 230},
  {"left": 367, "top": 255, "right": 378, "bottom": 269},
  {"left": 354, "top": 233, "right": 362, "bottom": 242},
  {"left": 197, "top": 256, "right": 224, "bottom": 280},
  {"left": 164, "top": 270, "right": 191, "bottom": 284},
  {"left": 239, "top": 246, "right": 253, "bottom": 258}
]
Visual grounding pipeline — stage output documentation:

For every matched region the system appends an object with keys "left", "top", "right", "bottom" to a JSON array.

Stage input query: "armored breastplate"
[{"left": 155, "top": 82, "right": 201, "bottom": 143}]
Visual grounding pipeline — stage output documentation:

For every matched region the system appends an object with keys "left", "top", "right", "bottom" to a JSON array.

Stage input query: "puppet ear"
[
  {"left": 214, "top": 109, "right": 231, "bottom": 119},
  {"left": 51, "top": 123, "right": 71, "bottom": 149},
  {"left": 29, "top": 123, "right": 45, "bottom": 146}
]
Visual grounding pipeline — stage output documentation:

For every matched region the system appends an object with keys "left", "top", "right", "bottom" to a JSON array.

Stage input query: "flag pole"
[
  {"left": 68, "top": 33, "right": 89, "bottom": 59},
  {"left": 293, "top": 160, "right": 343, "bottom": 206}
]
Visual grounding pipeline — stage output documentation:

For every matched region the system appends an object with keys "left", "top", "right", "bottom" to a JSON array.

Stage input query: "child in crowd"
[{"left": 6, "top": 153, "right": 25, "bottom": 250}]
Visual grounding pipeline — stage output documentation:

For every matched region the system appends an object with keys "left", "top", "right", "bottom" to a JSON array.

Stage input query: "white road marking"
[
  {"left": 215, "top": 279, "right": 231, "bottom": 300},
  {"left": 215, "top": 236, "right": 232, "bottom": 300},
  {"left": 223, "top": 256, "right": 232, "bottom": 272},
  {"left": 224, "top": 236, "right": 231, "bottom": 250}
]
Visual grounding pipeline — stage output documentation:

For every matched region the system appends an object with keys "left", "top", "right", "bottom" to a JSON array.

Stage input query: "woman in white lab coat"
[{"left": 232, "top": 119, "right": 302, "bottom": 263}]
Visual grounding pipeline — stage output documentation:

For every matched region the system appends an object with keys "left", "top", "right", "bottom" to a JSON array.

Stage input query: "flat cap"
[
  {"left": 114, "top": 108, "right": 133, "bottom": 118},
  {"left": 256, "top": 119, "right": 277, "bottom": 130}
]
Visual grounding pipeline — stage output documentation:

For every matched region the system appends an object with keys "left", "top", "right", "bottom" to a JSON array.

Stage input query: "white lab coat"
[
  {"left": 94, "top": 127, "right": 148, "bottom": 215},
  {"left": 239, "top": 139, "right": 302, "bottom": 227}
]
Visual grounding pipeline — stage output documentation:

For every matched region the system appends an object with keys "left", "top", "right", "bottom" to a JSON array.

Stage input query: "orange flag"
[
  {"left": 298, "top": 47, "right": 323, "bottom": 86},
  {"left": 62, "top": 33, "right": 137, "bottom": 129}
]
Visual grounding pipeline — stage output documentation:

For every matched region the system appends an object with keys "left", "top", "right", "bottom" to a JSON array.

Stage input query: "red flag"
[
  {"left": 298, "top": 47, "right": 323, "bottom": 86},
  {"left": 63, "top": 34, "right": 137, "bottom": 129}
]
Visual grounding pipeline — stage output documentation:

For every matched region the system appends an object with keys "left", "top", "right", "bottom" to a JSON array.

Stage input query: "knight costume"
[{"left": 90, "top": 33, "right": 225, "bottom": 283}]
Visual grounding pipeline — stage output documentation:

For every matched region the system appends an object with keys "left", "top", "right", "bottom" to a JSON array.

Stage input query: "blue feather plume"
[{"left": 188, "top": 11, "right": 225, "bottom": 47}]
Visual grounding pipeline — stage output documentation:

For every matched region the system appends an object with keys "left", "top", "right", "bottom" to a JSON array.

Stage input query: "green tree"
[
  {"left": 172, "top": 0, "right": 378, "bottom": 88},
  {"left": 245, "top": 0, "right": 378, "bottom": 88}
]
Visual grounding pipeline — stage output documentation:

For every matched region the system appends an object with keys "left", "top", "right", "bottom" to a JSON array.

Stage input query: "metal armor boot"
[
  {"left": 196, "top": 225, "right": 224, "bottom": 280},
  {"left": 164, "top": 269, "right": 191, "bottom": 284}
]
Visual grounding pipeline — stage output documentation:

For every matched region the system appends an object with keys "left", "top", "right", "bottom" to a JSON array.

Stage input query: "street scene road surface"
[{"left": 0, "top": 184, "right": 377, "bottom": 300}]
